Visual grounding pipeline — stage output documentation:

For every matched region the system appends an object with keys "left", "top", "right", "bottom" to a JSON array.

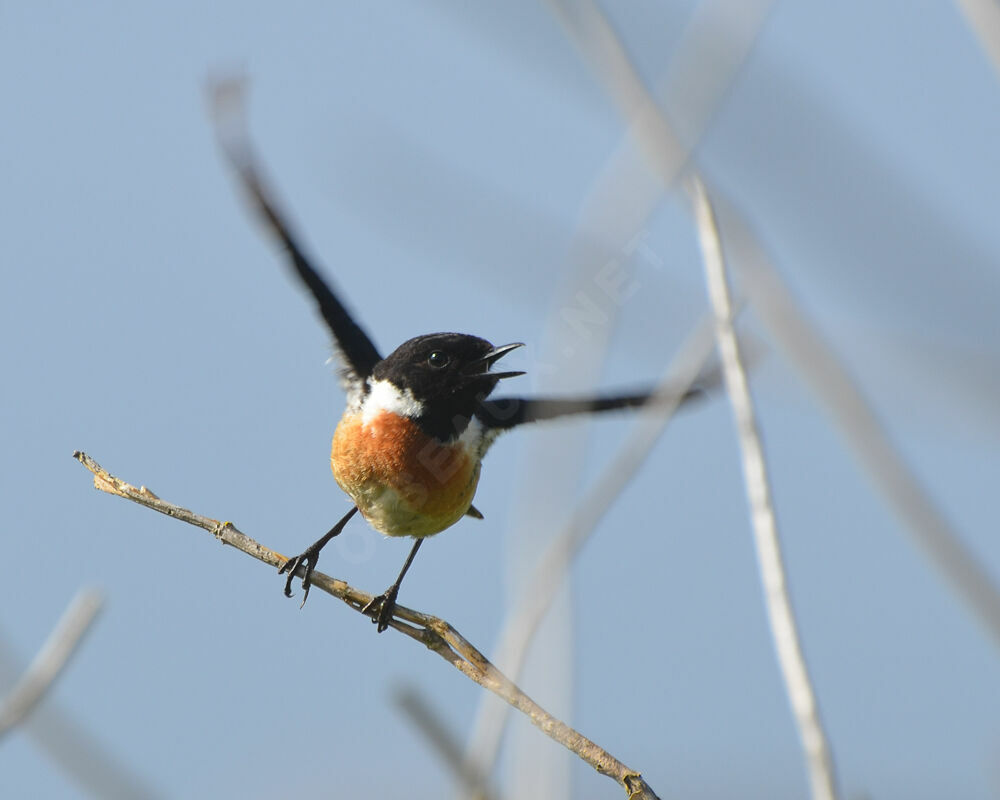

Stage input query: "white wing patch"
[{"left": 459, "top": 415, "right": 501, "bottom": 460}]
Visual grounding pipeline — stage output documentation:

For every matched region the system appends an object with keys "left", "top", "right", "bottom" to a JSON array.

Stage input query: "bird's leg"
[
  {"left": 278, "top": 505, "right": 359, "bottom": 607},
  {"left": 362, "top": 538, "right": 424, "bottom": 633}
]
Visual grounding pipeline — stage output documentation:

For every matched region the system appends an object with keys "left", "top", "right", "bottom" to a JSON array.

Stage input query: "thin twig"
[
  {"left": 470, "top": 4, "right": 775, "bottom": 790},
  {"left": 0, "top": 589, "right": 104, "bottom": 739},
  {"left": 462, "top": 0, "right": 773, "bottom": 769},
  {"left": 544, "top": 0, "right": 688, "bottom": 185},
  {"left": 712, "top": 199, "right": 1000, "bottom": 647},
  {"left": 544, "top": 4, "right": 842, "bottom": 797},
  {"left": 691, "top": 177, "right": 839, "bottom": 800},
  {"left": 72, "top": 451, "right": 661, "bottom": 800},
  {"left": 466, "top": 315, "right": 717, "bottom": 777},
  {"left": 394, "top": 687, "right": 498, "bottom": 800},
  {"left": 0, "top": 633, "right": 160, "bottom": 799},
  {"left": 955, "top": 0, "right": 1000, "bottom": 76}
]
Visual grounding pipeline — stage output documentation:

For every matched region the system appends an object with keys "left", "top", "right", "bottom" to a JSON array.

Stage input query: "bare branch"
[
  {"left": 691, "top": 177, "right": 839, "bottom": 800},
  {"left": 72, "top": 451, "right": 661, "bottom": 800},
  {"left": 0, "top": 589, "right": 104, "bottom": 739}
]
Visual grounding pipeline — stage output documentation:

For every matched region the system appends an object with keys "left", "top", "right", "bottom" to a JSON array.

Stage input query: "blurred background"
[{"left": 2, "top": 1, "right": 999, "bottom": 798}]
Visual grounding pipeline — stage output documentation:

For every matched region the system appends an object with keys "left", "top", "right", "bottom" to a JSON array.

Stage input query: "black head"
[{"left": 370, "top": 333, "right": 524, "bottom": 440}]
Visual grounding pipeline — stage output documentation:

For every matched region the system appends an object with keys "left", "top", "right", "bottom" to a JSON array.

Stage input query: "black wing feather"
[
  {"left": 233, "top": 159, "right": 382, "bottom": 381},
  {"left": 211, "top": 83, "right": 381, "bottom": 384},
  {"left": 476, "top": 387, "right": 704, "bottom": 430}
]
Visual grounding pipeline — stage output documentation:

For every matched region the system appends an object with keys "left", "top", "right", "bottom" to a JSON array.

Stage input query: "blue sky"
[{"left": 2, "top": 2, "right": 999, "bottom": 798}]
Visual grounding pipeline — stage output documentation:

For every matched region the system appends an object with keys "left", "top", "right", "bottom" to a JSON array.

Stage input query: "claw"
[
  {"left": 277, "top": 549, "right": 319, "bottom": 607},
  {"left": 276, "top": 507, "right": 358, "bottom": 609},
  {"left": 361, "top": 586, "right": 399, "bottom": 633}
]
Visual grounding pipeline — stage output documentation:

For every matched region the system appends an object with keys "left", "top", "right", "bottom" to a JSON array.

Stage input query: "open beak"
[{"left": 469, "top": 342, "right": 525, "bottom": 380}]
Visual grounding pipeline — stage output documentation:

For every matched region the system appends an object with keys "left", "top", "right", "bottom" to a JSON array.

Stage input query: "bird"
[{"left": 218, "top": 131, "right": 706, "bottom": 633}]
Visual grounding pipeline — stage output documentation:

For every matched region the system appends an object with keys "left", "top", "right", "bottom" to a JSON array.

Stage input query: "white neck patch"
[{"left": 361, "top": 378, "right": 425, "bottom": 426}]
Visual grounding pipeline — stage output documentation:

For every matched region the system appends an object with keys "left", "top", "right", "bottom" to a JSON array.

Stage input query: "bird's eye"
[{"left": 427, "top": 351, "right": 449, "bottom": 368}]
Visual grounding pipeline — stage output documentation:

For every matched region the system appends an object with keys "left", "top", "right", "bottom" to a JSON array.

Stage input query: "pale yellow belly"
[{"left": 330, "top": 411, "right": 481, "bottom": 537}]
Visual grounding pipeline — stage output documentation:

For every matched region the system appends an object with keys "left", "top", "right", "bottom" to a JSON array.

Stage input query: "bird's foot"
[
  {"left": 277, "top": 545, "right": 322, "bottom": 608},
  {"left": 361, "top": 585, "right": 399, "bottom": 633}
]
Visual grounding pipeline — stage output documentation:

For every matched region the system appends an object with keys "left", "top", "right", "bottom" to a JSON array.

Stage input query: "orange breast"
[{"left": 330, "top": 411, "right": 481, "bottom": 537}]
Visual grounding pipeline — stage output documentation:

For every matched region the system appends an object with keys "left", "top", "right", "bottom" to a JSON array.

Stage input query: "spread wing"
[
  {"left": 212, "top": 82, "right": 381, "bottom": 399},
  {"left": 476, "top": 386, "right": 705, "bottom": 431}
]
